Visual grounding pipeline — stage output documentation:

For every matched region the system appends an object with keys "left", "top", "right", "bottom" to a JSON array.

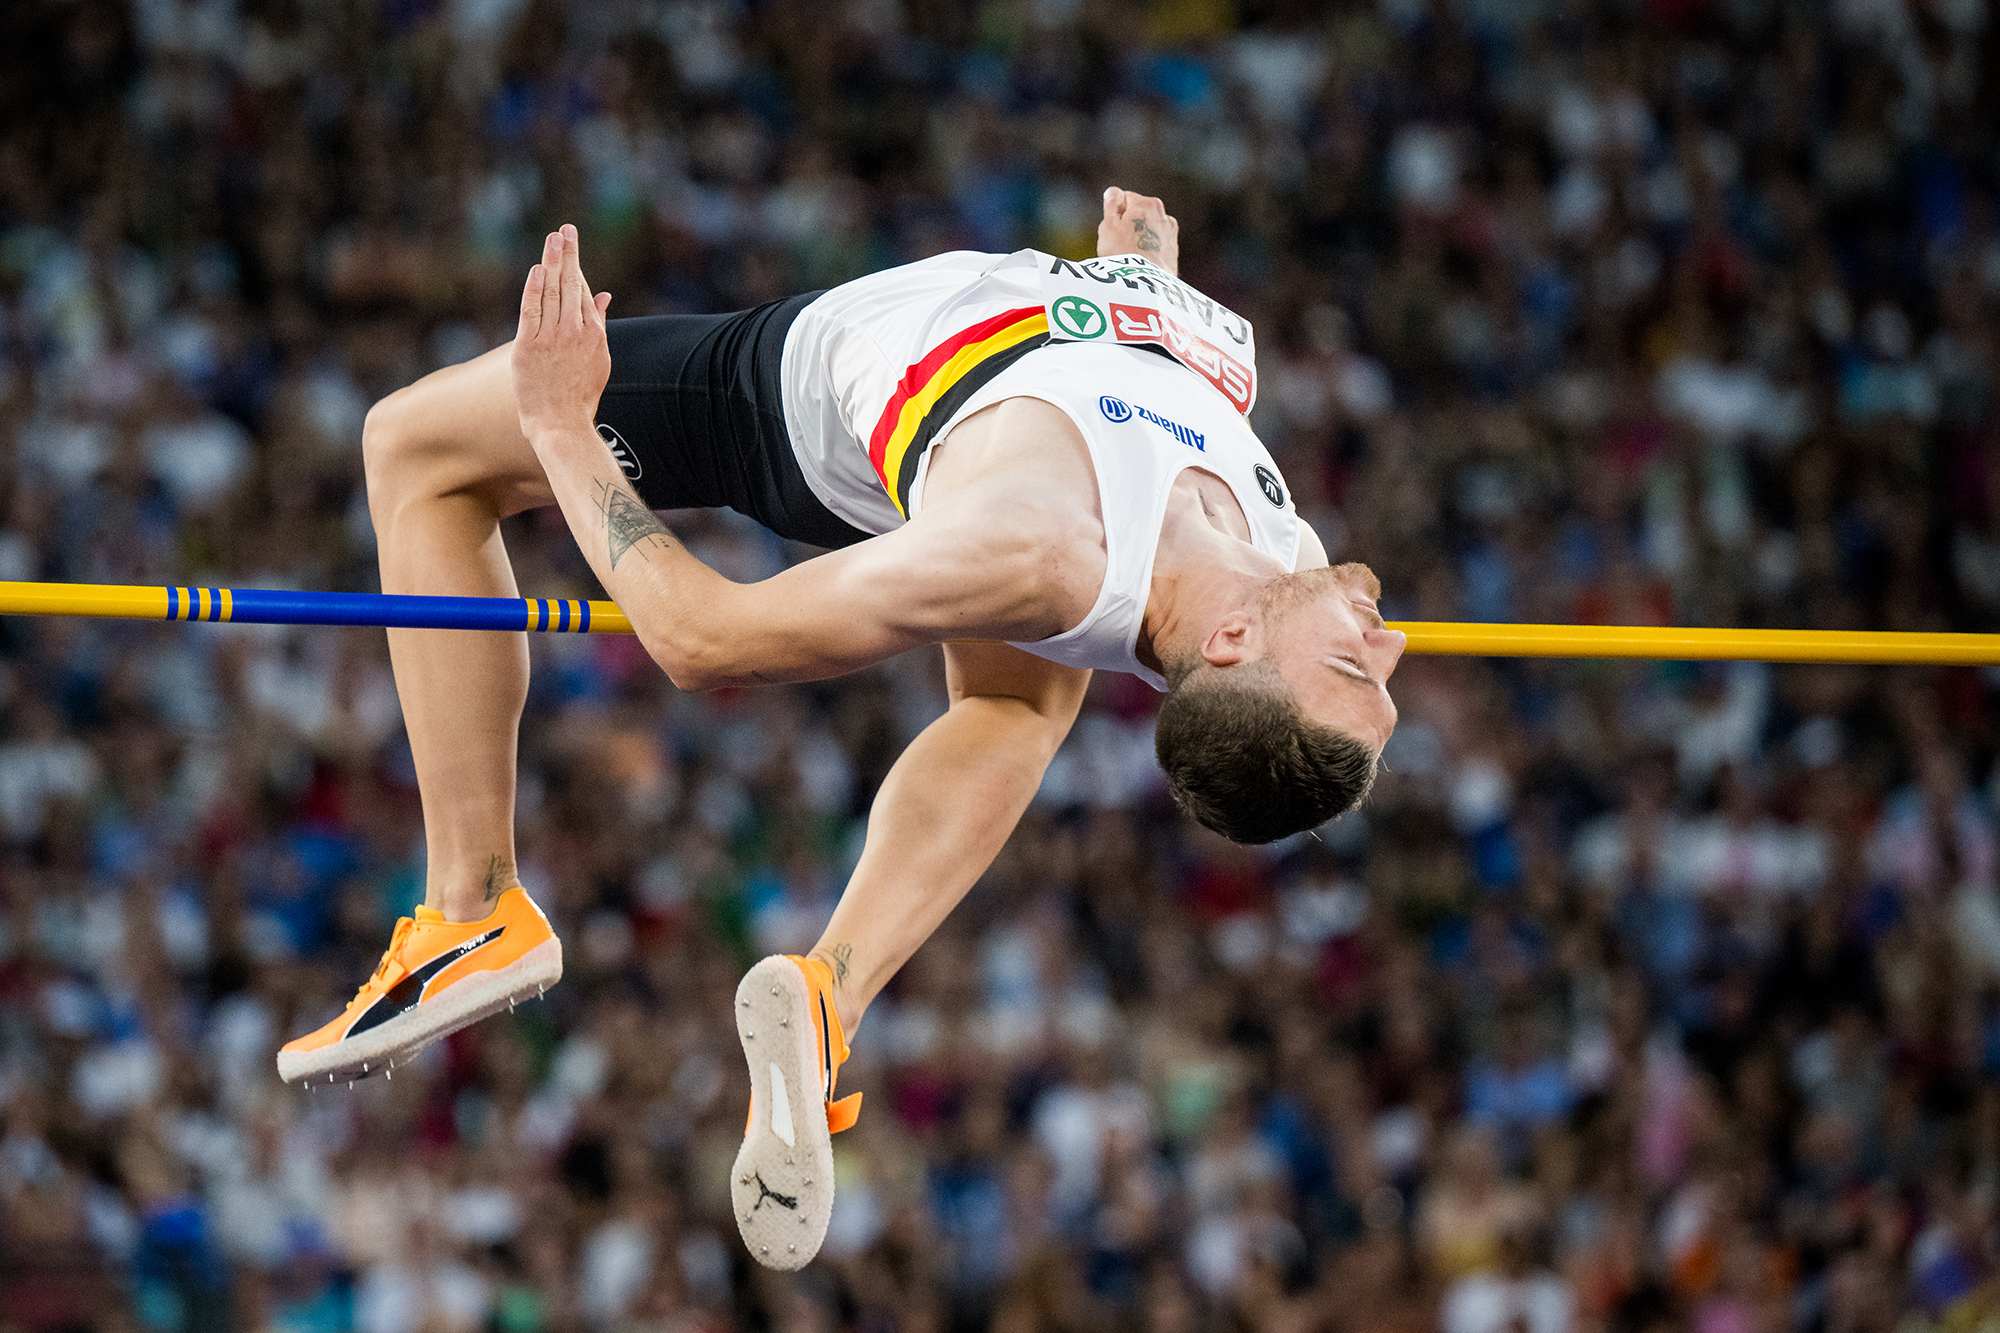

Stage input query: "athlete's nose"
[{"left": 1366, "top": 626, "right": 1407, "bottom": 681}]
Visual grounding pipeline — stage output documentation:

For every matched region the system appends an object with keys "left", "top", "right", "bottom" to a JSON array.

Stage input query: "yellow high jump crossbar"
[{"left": 0, "top": 581, "right": 1992, "bottom": 666}]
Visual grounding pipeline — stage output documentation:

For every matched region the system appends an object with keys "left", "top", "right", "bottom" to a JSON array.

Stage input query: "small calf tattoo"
[{"left": 830, "top": 943, "right": 852, "bottom": 984}]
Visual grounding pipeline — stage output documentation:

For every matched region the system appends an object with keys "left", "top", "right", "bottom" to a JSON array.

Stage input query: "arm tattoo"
[
  {"left": 1132, "top": 216, "right": 1162, "bottom": 253},
  {"left": 594, "top": 479, "right": 675, "bottom": 570},
  {"left": 483, "top": 853, "right": 511, "bottom": 902},
  {"left": 830, "top": 943, "right": 852, "bottom": 985}
]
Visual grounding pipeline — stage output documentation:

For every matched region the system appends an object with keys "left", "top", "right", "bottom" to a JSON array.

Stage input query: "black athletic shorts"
[{"left": 595, "top": 293, "right": 872, "bottom": 550}]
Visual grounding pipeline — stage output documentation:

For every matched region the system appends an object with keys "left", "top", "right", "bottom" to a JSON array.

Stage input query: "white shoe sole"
[
  {"left": 277, "top": 937, "right": 564, "bottom": 1087},
  {"left": 730, "top": 957, "right": 835, "bottom": 1271}
]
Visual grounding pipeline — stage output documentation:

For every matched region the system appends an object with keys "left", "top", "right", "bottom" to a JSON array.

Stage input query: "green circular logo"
[{"left": 1051, "top": 295, "right": 1107, "bottom": 339}]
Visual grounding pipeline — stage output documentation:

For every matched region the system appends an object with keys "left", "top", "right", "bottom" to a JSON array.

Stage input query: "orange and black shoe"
[
  {"left": 277, "top": 888, "right": 563, "bottom": 1088},
  {"left": 731, "top": 955, "right": 862, "bottom": 1270}
]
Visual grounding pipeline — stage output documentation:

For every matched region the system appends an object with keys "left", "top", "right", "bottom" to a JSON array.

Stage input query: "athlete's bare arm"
[
  {"left": 515, "top": 228, "right": 1079, "bottom": 690},
  {"left": 805, "top": 638, "right": 1087, "bottom": 1018}
]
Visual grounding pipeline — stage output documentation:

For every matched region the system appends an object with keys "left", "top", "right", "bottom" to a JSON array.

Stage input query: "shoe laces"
[{"left": 353, "top": 917, "right": 415, "bottom": 1002}]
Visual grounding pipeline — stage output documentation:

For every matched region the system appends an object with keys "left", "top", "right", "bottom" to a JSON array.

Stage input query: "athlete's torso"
[{"left": 779, "top": 250, "right": 1298, "bottom": 687}]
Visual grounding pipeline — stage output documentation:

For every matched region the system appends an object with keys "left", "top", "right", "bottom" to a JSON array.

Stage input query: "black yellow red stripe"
[{"left": 867, "top": 306, "right": 1049, "bottom": 516}]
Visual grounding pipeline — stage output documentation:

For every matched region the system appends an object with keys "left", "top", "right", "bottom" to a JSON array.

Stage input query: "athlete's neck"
[{"left": 1139, "top": 480, "right": 1286, "bottom": 676}]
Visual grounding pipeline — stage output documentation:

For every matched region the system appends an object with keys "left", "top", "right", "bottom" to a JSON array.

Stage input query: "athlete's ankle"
[
  {"left": 426, "top": 853, "right": 523, "bottom": 923},
  {"left": 428, "top": 882, "right": 520, "bottom": 924},
  {"left": 803, "top": 946, "right": 866, "bottom": 1036}
]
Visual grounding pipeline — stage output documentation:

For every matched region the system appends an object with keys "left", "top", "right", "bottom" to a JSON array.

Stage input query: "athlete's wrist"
[{"left": 521, "top": 416, "right": 601, "bottom": 458}]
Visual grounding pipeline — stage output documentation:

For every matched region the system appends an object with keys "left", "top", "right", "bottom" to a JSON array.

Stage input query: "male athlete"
[{"left": 276, "top": 190, "right": 1405, "bottom": 1268}]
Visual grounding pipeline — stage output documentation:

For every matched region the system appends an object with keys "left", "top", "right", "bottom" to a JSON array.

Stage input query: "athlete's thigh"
[{"left": 370, "top": 341, "right": 555, "bottom": 517}]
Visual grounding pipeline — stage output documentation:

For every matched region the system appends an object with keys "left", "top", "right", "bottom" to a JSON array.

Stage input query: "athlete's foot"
[
  {"left": 277, "top": 888, "right": 563, "bottom": 1088},
  {"left": 731, "top": 955, "right": 862, "bottom": 1270}
]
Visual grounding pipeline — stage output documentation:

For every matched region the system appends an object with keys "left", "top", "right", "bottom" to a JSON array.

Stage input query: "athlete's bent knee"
[
  {"left": 361, "top": 391, "right": 430, "bottom": 514},
  {"left": 360, "top": 393, "right": 410, "bottom": 481}
]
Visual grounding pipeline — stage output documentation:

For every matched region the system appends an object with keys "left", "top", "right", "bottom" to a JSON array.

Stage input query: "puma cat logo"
[{"left": 752, "top": 1173, "right": 797, "bottom": 1211}]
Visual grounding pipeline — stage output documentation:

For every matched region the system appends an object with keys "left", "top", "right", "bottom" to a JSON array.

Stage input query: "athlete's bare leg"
[{"left": 362, "top": 345, "right": 553, "bottom": 922}]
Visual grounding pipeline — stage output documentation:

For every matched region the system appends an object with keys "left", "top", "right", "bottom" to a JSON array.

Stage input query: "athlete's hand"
[
  {"left": 1098, "top": 187, "right": 1179, "bottom": 276},
  {"left": 513, "top": 224, "right": 614, "bottom": 444}
]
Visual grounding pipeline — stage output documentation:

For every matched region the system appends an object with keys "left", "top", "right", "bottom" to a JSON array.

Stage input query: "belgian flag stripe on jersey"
[{"left": 867, "top": 306, "right": 1050, "bottom": 517}]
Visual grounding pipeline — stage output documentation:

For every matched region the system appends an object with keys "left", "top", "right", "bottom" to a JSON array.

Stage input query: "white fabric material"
[
  {"left": 781, "top": 251, "right": 1297, "bottom": 688},
  {"left": 781, "top": 249, "right": 1042, "bottom": 536},
  {"left": 948, "top": 342, "right": 1297, "bottom": 689}
]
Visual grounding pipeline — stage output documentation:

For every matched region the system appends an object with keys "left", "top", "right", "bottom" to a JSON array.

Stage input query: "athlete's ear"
[{"left": 1199, "top": 609, "right": 1256, "bottom": 669}]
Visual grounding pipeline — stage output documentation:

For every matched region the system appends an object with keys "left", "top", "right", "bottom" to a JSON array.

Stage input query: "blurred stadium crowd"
[{"left": 0, "top": 0, "right": 1998, "bottom": 1331}]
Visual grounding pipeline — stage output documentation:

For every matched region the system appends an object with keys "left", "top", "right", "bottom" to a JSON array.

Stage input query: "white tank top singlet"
[{"left": 780, "top": 250, "right": 1298, "bottom": 689}]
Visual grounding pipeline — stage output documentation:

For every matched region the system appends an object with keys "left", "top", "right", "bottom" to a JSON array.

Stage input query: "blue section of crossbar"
[{"left": 227, "top": 589, "right": 534, "bottom": 632}]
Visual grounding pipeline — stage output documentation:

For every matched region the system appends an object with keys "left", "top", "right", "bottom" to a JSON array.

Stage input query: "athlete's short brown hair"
[{"left": 1154, "top": 657, "right": 1378, "bottom": 844}]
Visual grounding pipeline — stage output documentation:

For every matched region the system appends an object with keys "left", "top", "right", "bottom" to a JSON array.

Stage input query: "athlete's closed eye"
[{"left": 1327, "top": 655, "right": 1376, "bottom": 686}]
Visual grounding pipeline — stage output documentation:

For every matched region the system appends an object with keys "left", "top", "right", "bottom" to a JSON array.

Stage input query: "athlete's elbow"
[{"left": 641, "top": 627, "right": 727, "bottom": 691}]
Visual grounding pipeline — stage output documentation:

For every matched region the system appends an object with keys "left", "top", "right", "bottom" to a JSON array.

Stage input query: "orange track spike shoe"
[
  {"left": 277, "top": 888, "right": 563, "bottom": 1088},
  {"left": 731, "top": 954, "right": 862, "bottom": 1270}
]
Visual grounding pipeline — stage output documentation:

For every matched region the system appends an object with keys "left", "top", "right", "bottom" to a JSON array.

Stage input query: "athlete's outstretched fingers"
[
  {"left": 519, "top": 263, "right": 546, "bottom": 340},
  {"left": 538, "top": 231, "right": 562, "bottom": 335},
  {"left": 553, "top": 227, "right": 610, "bottom": 333},
  {"left": 560, "top": 224, "right": 588, "bottom": 329}
]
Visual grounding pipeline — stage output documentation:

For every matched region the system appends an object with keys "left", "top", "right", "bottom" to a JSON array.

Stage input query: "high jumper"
[{"left": 275, "top": 189, "right": 1405, "bottom": 1269}]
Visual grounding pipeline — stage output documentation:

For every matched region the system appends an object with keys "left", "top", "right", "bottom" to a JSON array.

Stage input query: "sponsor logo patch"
[
  {"left": 1103, "top": 396, "right": 1205, "bottom": 452},
  {"left": 1051, "top": 295, "right": 1108, "bottom": 339},
  {"left": 1255, "top": 465, "right": 1286, "bottom": 507},
  {"left": 597, "top": 422, "right": 643, "bottom": 482}
]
